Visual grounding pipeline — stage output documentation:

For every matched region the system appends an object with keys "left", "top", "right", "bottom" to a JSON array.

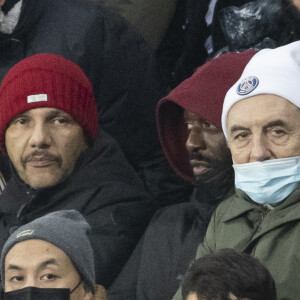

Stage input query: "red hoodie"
[{"left": 156, "top": 50, "right": 256, "bottom": 182}]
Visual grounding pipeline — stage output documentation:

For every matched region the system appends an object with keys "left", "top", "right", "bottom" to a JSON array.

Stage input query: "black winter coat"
[
  {"left": 0, "top": 131, "right": 155, "bottom": 288},
  {"left": 107, "top": 185, "right": 234, "bottom": 300}
]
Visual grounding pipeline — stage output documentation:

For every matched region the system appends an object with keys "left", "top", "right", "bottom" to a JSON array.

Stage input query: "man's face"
[
  {"left": 5, "top": 239, "right": 92, "bottom": 300},
  {"left": 184, "top": 110, "right": 231, "bottom": 185},
  {"left": 227, "top": 94, "right": 300, "bottom": 164},
  {"left": 5, "top": 108, "right": 87, "bottom": 189}
]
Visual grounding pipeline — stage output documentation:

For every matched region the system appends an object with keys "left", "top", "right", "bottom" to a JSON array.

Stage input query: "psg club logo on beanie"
[
  {"left": 236, "top": 76, "right": 259, "bottom": 95},
  {"left": 222, "top": 41, "right": 300, "bottom": 139}
]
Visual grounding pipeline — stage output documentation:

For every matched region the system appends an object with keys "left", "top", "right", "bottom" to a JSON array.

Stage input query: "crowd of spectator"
[{"left": 0, "top": 0, "right": 300, "bottom": 300}]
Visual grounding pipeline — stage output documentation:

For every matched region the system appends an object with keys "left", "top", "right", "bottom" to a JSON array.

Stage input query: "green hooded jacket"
[{"left": 172, "top": 184, "right": 300, "bottom": 300}]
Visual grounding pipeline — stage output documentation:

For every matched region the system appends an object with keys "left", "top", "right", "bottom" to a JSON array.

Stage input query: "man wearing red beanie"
[
  {"left": 107, "top": 50, "right": 255, "bottom": 300},
  {"left": 0, "top": 53, "right": 155, "bottom": 288},
  {"left": 0, "top": 0, "right": 188, "bottom": 209}
]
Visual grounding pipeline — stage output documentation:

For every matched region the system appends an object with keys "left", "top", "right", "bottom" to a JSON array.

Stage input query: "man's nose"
[
  {"left": 185, "top": 129, "right": 206, "bottom": 153},
  {"left": 23, "top": 276, "right": 38, "bottom": 288},
  {"left": 28, "top": 123, "right": 51, "bottom": 148},
  {"left": 249, "top": 134, "right": 271, "bottom": 162}
]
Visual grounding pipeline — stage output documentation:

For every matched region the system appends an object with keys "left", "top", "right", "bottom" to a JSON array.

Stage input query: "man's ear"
[{"left": 0, "top": 0, "right": 6, "bottom": 7}]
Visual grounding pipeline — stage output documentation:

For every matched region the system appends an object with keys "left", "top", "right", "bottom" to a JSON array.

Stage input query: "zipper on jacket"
[{"left": 16, "top": 189, "right": 37, "bottom": 219}]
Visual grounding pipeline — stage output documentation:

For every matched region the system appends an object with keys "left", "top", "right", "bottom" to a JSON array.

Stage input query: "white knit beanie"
[{"left": 222, "top": 41, "right": 300, "bottom": 139}]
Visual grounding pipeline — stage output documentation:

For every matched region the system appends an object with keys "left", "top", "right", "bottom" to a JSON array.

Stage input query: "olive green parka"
[{"left": 173, "top": 184, "right": 300, "bottom": 300}]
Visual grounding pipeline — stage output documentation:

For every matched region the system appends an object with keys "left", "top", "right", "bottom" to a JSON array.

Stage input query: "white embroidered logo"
[
  {"left": 17, "top": 229, "right": 34, "bottom": 238},
  {"left": 27, "top": 94, "right": 48, "bottom": 103}
]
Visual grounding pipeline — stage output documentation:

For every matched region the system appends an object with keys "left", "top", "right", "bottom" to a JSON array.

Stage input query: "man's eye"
[
  {"left": 9, "top": 275, "right": 24, "bottom": 282},
  {"left": 202, "top": 121, "right": 217, "bottom": 130},
  {"left": 234, "top": 132, "right": 248, "bottom": 140},
  {"left": 273, "top": 129, "right": 286, "bottom": 136},
  {"left": 54, "top": 118, "right": 68, "bottom": 124},
  {"left": 40, "top": 274, "right": 58, "bottom": 281},
  {"left": 14, "top": 118, "right": 27, "bottom": 125}
]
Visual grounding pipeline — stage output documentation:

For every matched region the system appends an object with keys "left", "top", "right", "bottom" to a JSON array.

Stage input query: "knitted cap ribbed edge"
[{"left": 0, "top": 53, "right": 98, "bottom": 151}]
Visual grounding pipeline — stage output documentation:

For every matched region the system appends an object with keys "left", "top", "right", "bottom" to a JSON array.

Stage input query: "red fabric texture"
[
  {"left": 156, "top": 50, "right": 256, "bottom": 182},
  {"left": 0, "top": 53, "right": 98, "bottom": 150}
]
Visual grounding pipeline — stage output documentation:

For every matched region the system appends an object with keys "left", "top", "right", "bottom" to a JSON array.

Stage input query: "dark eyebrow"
[
  {"left": 45, "top": 109, "right": 68, "bottom": 118},
  {"left": 7, "top": 264, "right": 22, "bottom": 271},
  {"left": 9, "top": 111, "right": 30, "bottom": 123},
  {"left": 264, "top": 120, "right": 288, "bottom": 129},
  {"left": 229, "top": 125, "right": 250, "bottom": 135},
  {"left": 39, "top": 259, "right": 58, "bottom": 269},
  {"left": 230, "top": 119, "right": 289, "bottom": 135},
  {"left": 22, "top": 108, "right": 66, "bottom": 118},
  {"left": 45, "top": 109, "right": 74, "bottom": 123}
]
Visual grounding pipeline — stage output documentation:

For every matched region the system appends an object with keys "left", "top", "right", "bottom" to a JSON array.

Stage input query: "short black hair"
[{"left": 181, "top": 249, "right": 276, "bottom": 300}]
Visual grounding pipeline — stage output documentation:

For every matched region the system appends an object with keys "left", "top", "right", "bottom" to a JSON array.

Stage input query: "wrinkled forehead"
[{"left": 227, "top": 94, "right": 300, "bottom": 130}]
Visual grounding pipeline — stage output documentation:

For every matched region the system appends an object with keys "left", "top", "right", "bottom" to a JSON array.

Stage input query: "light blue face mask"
[{"left": 233, "top": 156, "right": 300, "bottom": 205}]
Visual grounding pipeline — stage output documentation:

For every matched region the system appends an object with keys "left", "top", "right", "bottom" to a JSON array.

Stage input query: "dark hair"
[{"left": 181, "top": 249, "right": 277, "bottom": 300}]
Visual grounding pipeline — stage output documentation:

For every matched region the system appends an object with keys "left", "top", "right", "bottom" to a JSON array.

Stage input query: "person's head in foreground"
[
  {"left": 0, "top": 53, "right": 98, "bottom": 189},
  {"left": 156, "top": 50, "right": 255, "bottom": 193},
  {"left": 181, "top": 249, "right": 277, "bottom": 300},
  {"left": 1, "top": 210, "right": 95, "bottom": 300},
  {"left": 222, "top": 41, "right": 300, "bottom": 205}
]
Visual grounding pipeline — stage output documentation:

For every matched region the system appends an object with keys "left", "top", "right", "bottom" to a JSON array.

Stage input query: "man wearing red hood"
[{"left": 107, "top": 50, "right": 255, "bottom": 300}]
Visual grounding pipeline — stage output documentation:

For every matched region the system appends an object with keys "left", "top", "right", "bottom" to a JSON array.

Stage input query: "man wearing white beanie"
[{"left": 172, "top": 41, "right": 300, "bottom": 300}]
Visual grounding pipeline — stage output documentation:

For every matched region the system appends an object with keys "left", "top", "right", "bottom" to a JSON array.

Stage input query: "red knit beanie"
[
  {"left": 0, "top": 53, "right": 98, "bottom": 151},
  {"left": 156, "top": 50, "right": 256, "bottom": 182}
]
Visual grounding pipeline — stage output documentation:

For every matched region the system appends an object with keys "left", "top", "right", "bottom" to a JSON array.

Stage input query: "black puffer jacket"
[{"left": 0, "top": 131, "right": 155, "bottom": 288}]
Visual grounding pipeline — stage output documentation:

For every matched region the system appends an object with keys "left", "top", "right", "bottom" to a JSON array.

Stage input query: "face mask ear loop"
[{"left": 70, "top": 279, "right": 82, "bottom": 295}]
